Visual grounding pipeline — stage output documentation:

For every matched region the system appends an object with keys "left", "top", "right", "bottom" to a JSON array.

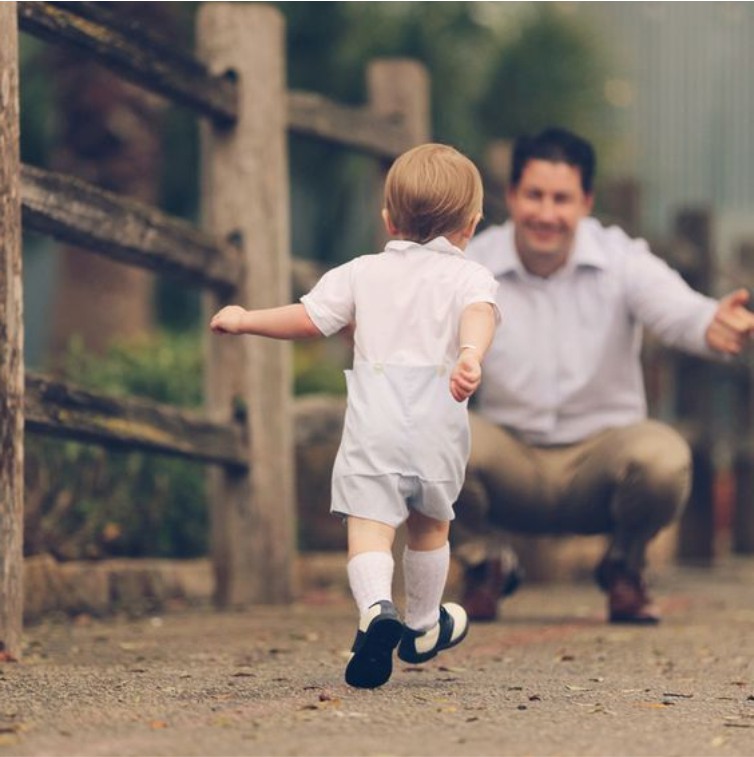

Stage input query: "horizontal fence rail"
[
  {"left": 21, "top": 164, "right": 243, "bottom": 293},
  {"left": 287, "top": 90, "right": 411, "bottom": 159},
  {"left": 25, "top": 373, "right": 249, "bottom": 470},
  {"left": 18, "top": 3, "right": 415, "bottom": 159},
  {"left": 17, "top": 1, "right": 238, "bottom": 125}
]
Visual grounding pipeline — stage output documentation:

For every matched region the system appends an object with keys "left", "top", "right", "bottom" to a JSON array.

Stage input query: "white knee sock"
[
  {"left": 347, "top": 551, "right": 394, "bottom": 616},
  {"left": 403, "top": 542, "right": 450, "bottom": 632}
]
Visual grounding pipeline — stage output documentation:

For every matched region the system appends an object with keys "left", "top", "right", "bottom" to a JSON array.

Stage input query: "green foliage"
[
  {"left": 477, "top": 6, "right": 611, "bottom": 140},
  {"left": 25, "top": 332, "right": 208, "bottom": 560},
  {"left": 294, "top": 341, "right": 347, "bottom": 396},
  {"left": 63, "top": 332, "right": 204, "bottom": 407},
  {"left": 19, "top": 36, "right": 55, "bottom": 167}
]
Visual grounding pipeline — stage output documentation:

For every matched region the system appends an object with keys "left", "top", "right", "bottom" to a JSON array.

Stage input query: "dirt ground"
[{"left": 1, "top": 558, "right": 753, "bottom": 757}]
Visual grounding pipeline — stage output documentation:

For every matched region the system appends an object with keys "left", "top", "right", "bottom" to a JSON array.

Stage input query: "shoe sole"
[
  {"left": 609, "top": 613, "right": 661, "bottom": 625},
  {"left": 345, "top": 616, "right": 403, "bottom": 689}
]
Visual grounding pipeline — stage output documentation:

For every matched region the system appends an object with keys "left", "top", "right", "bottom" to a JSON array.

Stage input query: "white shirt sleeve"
[
  {"left": 300, "top": 260, "right": 356, "bottom": 337},
  {"left": 624, "top": 238, "right": 718, "bottom": 356},
  {"left": 459, "top": 264, "right": 502, "bottom": 323}
]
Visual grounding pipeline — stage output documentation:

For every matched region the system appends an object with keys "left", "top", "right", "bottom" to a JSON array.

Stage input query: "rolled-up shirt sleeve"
[{"left": 300, "top": 260, "right": 356, "bottom": 337}]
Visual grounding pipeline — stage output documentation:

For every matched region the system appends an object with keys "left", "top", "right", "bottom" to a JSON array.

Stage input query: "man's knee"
[{"left": 619, "top": 421, "right": 692, "bottom": 524}]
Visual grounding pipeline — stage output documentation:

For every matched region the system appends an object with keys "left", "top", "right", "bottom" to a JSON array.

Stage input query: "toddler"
[{"left": 210, "top": 143, "right": 500, "bottom": 688}]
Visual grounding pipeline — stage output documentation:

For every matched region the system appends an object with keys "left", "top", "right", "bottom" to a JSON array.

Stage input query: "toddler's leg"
[
  {"left": 344, "top": 517, "right": 402, "bottom": 689},
  {"left": 398, "top": 511, "right": 468, "bottom": 664}
]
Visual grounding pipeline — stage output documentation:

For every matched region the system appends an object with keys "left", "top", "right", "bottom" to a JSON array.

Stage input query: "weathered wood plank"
[
  {"left": 287, "top": 90, "right": 414, "bottom": 159},
  {"left": 17, "top": 1, "right": 237, "bottom": 125},
  {"left": 199, "top": 3, "right": 295, "bottom": 607},
  {"left": 0, "top": 1, "right": 25, "bottom": 661},
  {"left": 25, "top": 373, "right": 249, "bottom": 470},
  {"left": 21, "top": 164, "right": 242, "bottom": 293}
]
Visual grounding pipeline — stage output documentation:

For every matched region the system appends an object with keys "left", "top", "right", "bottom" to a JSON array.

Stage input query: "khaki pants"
[{"left": 453, "top": 415, "right": 692, "bottom": 575}]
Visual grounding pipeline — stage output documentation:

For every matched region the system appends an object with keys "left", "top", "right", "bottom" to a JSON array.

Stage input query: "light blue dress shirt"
[{"left": 467, "top": 218, "right": 719, "bottom": 445}]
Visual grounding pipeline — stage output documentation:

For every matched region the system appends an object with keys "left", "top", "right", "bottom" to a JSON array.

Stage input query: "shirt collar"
[
  {"left": 384, "top": 236, "right": 464, "bottom": 257},
  {"left": 494, "top": 219, "right": 608, "bottom": 277}
]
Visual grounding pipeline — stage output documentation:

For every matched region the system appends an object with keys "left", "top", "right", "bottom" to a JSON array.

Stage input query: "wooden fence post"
[
  {"left": 672, "top": 208, "right": 716, "bottom": 564},
  {"left": 198, "top": 3, "right": 294, "bottom": 605},
  {"left": 733, "top": 239, "right": 754, "bottom": 555},
  {"left": 367, "top": 59, "right": 430, "bottom": 250},
  {"left": 0, "top": 2, "right": 25, "bottom": 659},
  {"left": 733, "top": 445, "right": 754, "bottom": 554}
]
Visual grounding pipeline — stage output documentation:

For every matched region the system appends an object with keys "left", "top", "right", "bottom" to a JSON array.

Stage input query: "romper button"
[
  {"left": 437, "top": 365, "right": 446, "bottom": 376},
  {"left": 374, "top": 363, "right": 383, "bottom": 374}
]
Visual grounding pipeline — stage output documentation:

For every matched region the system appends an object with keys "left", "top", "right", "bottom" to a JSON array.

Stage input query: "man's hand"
[
  {"left": 705, "top": 288, "right": 754, "bottom": 355},
  {"left": 450, "top": 349, "right": 482, "bottom": 402},
  {"left": 210, "top": 305, "right": 247, "bottom": 335}
]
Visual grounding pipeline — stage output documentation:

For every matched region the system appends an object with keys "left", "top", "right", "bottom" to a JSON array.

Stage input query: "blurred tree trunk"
[{"left": 48, "top": 3, "right": 179, "bottom": 365}]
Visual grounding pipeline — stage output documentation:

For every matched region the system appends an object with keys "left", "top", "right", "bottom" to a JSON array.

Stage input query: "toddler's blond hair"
[{"left": 384, "top": 143, "right": 483, "bottom": 244}]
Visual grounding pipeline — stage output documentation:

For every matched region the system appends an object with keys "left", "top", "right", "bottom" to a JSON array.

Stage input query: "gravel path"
[{"left": 1, "top": 559, "right": 753, "bottom": 756}]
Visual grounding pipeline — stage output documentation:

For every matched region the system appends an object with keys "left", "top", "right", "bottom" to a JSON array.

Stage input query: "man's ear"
[
  {"left": 382, "top": 208, "right": 399, "bottom": 236},
  {"left": 583, "top": 192, "right": 595, "bottom": 215}
]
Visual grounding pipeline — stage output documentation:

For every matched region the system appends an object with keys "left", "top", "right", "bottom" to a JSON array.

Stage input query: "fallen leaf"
[
  {"left": 119, "top": 642, "right": 147, "bottom": 652},
  {"left": 149, "top": 720, "right": 168, "bottom": 730}
]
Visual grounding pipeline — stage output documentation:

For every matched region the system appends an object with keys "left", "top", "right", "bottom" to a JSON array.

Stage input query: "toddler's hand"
[
  {"left": 450, "top": 350, "right": 482, "bottom": 402},
  {"left": 210, "top": 305, "right": 247, "bottom": 334}
]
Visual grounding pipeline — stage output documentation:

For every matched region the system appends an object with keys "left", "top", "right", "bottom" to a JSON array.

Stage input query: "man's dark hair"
[{"left": 510, "top": 127, "right": 596, "bottom": 194}]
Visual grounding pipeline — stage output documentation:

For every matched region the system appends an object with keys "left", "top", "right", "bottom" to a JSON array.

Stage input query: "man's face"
[{"left": 506, "top": 159, "right": 593, "bottom": 274}]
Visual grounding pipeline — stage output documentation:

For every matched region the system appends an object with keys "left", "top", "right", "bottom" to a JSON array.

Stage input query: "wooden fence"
[
  {"left": 646, "top": 208, "right": 754, "bottom": 564},
  {"left": 0, "top": 1, "right": 429, "bottom": 659}
]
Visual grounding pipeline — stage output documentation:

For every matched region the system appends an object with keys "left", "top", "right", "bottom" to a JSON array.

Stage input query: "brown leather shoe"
[
  {"left": 595, "top": 559, "right": 660, "bottom": 625},
  {"left": 461, "top": 550, "right": 523, "bottom": 622}
]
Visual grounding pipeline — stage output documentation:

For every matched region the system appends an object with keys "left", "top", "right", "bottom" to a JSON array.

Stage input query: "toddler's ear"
[
  {"left": 464, "top": 212, "right": 482, "bottom": 240},
  {"left": 382, "top": 209, "right": 399, "bottom": 236}
]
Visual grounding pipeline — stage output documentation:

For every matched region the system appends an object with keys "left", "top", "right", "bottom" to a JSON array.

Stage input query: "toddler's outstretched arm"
[
  {"left": 210, "top": 303, "right": 322, "bottom": 340},
  {"left": 450, "top": 301, "right": 497, "bottom": 402}
]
